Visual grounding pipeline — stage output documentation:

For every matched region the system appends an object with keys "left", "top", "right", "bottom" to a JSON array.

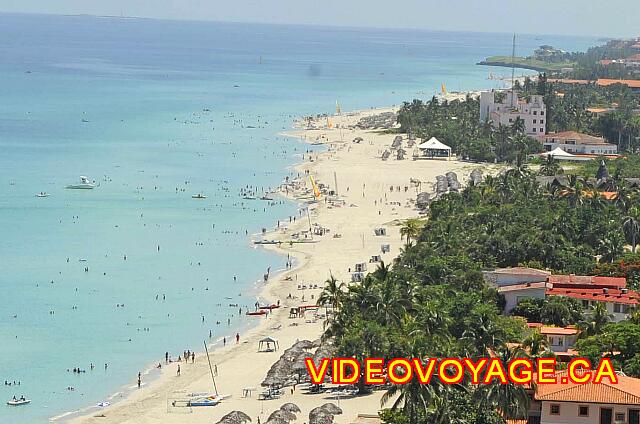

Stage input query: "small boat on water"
[
  {"left": 66, "top": 176, "right": 95, "bottom": 190},
  {"left": 258, "top": 304, "right": 280, "bottom": 310},
  {"left": 260, "top": 195, "right": 274, "bottom": 201},
  {"left": 253, "top": 240, "right": 280, "bottom": 245},
  {"left": 192, "top": 194, "right": 207, "bottom": 199},
  {"left": 7, "top": 397, "right": 30, "bottom": 406},
  {"left": 243, "top": 196, "right": 257, "bottom": 200},
  {"left": 246, "top": 310, "right": 267, "bottom": 316},
  {"left": 35, "top": 192, "right": 50, "bottom": 197}
]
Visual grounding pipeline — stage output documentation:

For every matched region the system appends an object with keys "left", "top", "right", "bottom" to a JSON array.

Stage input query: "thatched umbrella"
[
  {"left": 318, "top": 403, "right": 342, "bottom": 415},
  {"left": 215, "top": 411, "right": 252, "bottom": 424},
  {"left": 268, "top": 409, "right": 297, "bottom": 422},
  {"left": 263, "top": 340, "right": 316, "bottom": 387},
  {"left": 279, "top": 403, "right": 301, "bottom": 413},
  {"left": 309, "top": 409, "right": 334, "bottom": 424}
]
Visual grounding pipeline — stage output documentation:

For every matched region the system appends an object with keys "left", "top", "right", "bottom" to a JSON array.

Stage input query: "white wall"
[
  {"left": 502, "top": 287, "right": 547, "bottom": 313},
  {"left": 541, "top": 401, "right": 637, "bottom": 424}
]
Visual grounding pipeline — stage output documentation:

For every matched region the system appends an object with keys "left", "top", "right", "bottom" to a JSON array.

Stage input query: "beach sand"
[{"left": 68, "top": 106, "right": 487, "bottom": 424}]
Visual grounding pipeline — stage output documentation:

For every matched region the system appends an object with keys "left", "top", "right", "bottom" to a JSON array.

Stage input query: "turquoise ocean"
[{"left": 0, "top": 13, "right": 598, "bottom": 423}]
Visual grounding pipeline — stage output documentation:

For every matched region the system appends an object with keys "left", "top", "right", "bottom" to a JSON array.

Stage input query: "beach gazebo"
[
  {"left": 543, "top": 147, "right": 591, "bottom": 162},
  {"left": 258, "top": 336, "right": 279, "bottom": 352},
  {"left": 416, "top": 137, "right": 452, "bottom": 159}
]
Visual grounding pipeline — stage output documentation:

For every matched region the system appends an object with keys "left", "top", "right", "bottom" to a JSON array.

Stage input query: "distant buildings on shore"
[{"left": 479, "top": 90, "right": 547, "bottom": 136}]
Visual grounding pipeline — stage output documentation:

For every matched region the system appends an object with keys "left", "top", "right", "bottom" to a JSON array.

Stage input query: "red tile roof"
[
  {"left": 548, "top": 275, "right": 626, "bottom": 288},
  {"left": 539, "top": 326, "right": 579, "bottom": 336},
  {"left": 539, "top": 131, "right": 610, "bottom": 145},
  {"left": 546, "top": 287, "right": 639, "bottom": 305},
  {"left": 536, "top": 370, "right": 640, "bottom": 405},
  {"left": 597, "top": 79, "right": 640, "bottom": 89}
]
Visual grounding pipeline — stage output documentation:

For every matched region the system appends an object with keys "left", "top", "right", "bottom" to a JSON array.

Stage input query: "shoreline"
[{"left": 66, "top": 103, "right": 488, "bottom": 424}]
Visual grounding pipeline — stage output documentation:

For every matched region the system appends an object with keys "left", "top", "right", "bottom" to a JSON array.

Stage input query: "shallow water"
[{"left": 0, "top": 13, "right": 598, "bottom": 423}]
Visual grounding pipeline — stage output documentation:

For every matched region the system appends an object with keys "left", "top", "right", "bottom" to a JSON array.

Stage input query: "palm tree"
[
  {"left": 521, "top": 330, "right": 554, "bottom": 362},
  {"left": 623, "top": 209, "right": 640, "bottom": 253},
  {"left": 579, "top": 302, "right": 613, "bottom": 337},
  {"left": 317, "top": 274, "right": 345, "bottom": 312},
  {"left": 539, "top": 155, "right": 562, "bottom": 176},
  {"left": 473, "top": 346, "right": 531, "bottom": 420},
  {"left": 399, "top": 218, "right": 425, "bottom": 246}
]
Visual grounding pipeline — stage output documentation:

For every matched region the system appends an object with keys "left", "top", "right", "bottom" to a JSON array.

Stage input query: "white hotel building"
[{"left": 480, "top": 90, "right": 547, "bottom": 136}]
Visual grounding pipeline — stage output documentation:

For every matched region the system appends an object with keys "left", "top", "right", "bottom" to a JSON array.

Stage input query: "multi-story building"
[{"left": 479, "top": 90, "right": 547, "bottom": 136}]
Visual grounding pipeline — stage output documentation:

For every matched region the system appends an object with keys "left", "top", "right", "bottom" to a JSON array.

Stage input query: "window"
[
  {"left": 533, "top": 119, "right": 537, "bottom": 124},
  {"left": 540, "top": 128, "right": 544, "bottom": 132},
  {"left": 533, "top": 111, "right": 538, "bottom": 115},
  {"left": 614, "top": 303, "right": 622, "bottom": 313},
  {"left": 533, "top": 128, "right": 537, "bottom": 132},
  {"left": 540, "top": 119, "right": 544, "bottom": 124},
  {"left": 550, "top": 404, "right": 560, "bottom": 415},
  {"left": 582, "top": 300, "right": 589, "bottom": 308},
  {"left": 541, "top": 111, "right": 545, "bottom": 115},
  {"left": 578, "top": 405, "right": 589, "bottom": 417},
  {"left": 615, "top": 412, "right": 625, "bottom": 422}
]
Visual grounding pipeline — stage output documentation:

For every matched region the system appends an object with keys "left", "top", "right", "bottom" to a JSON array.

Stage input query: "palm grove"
[{"left": 317, "top": 167, "right": 640, "bottom": 423}]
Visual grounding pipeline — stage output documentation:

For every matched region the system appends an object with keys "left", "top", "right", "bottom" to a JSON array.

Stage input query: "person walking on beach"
[
  {"left": 165, "top": 352, "right": 169, "bottom": 364},
  {"left": 236, "top": 333, "right": 240, "bottom": 344},
  {"left": 177, "top": 365, "right": 180, "bottom": 376},
  {"left": 137, "top": 372, "right": 141, "bottom": 388},
  {"left": 191, "top": 352, "right": 195, "bottom": 363},
  {"left": 223, "top": 337, "right": 226, "bottom": 346}
]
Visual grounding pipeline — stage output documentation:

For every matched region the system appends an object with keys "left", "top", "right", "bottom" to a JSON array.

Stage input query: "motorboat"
[
  {"left": 246, "top": 310, "right": 267, "bottom": 316},
  {"left": 66, "top": 176, "right": 95, "bottom": 189},
  {"left": 7, "top": 397, "right": 30, "bottom": 406},
  {"left": 192, "top": 194, "right": 207, "bottom": 199},
  {"left": 35, "top": 192, "right": 50, "bottom": 197}
]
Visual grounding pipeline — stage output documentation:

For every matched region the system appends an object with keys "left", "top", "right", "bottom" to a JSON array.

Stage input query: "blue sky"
[{"left": 0, "top": 0, "right": 638, "bottom": 38}]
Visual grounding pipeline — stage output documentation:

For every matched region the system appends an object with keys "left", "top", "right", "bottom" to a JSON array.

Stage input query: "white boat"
[
  {"left": 7, "top": 397, "right": 30, "bottom": 406},
  {"left": 66, "top": 176, "right": 95, "bottom": 190},
  {"left": 35, "top": 192, "right": 50, "bottom": 197},
  {"left": 192, "top": 194, "right": 207, "bottom": 199}
]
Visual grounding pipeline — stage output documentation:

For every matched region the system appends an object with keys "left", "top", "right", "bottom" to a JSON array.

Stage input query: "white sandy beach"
[{"left": 67, "top": 106, "right": 488, "bottom": 424}]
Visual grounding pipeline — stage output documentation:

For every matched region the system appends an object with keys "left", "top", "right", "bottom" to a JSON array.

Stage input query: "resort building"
[
  {"left": 479, "top": 90, "right": 546, "bottom": 136},
  {"left": 514, "top": 370, "right": 640, "bottom": 424},
  {"left": 487, "top": 269, "right": 639, "bottom": 322},
  {"left": 537, "top": 131, "right": 618, "bottom": 155}
]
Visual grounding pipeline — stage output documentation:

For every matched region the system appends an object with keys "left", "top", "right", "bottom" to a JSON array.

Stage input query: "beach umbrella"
[
  {"left": 319, "top": 403, "right": 342, "bottom": 415},
  {"left": 279, "top": 403, "right": 301, "bottom": 413},
  {"left": 215, "top": 411, "right": 252, "bottom": 424},
  {"left": 309, "top": 409, "right": 334, "bottom": 424},
  {"left": 265, "top": 418, "right": 289, "bottom": 424},
  {"left": 268, "top": 409, "right": 297, "bottom": 422}
]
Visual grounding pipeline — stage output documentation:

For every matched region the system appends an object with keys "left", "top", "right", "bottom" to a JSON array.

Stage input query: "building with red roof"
[
  {"left": 489, "top": 269, "right": 638, "bottom": 322},
  {"left": 522, "top": 370, "right": 640, "bottom": 424}
]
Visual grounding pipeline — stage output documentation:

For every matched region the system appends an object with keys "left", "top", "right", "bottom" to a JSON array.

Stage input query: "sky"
[{"left": 0, "top": 0, "right": 638, "bottom": 38}]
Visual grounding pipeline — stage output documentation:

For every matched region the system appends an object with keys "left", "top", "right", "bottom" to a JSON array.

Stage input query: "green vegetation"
[
  {"left": 479, "top": 55, "right": 575, "bottom": 72},
  {"left": 318, "top": 166, "right": 640, "bottom": 423}
]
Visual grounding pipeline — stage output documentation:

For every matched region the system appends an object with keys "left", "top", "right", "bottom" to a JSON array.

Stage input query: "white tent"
[
  {"left": 416, "top": 137, "right": 452, "bottom": 158},
  {"left": 543, "top": 147, "right": 591, "bottom": 162}
]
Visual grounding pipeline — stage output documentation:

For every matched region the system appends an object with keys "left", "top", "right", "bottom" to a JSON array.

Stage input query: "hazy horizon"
[{"left": 0, "top": 0, "right": 637, "bottom": 39}]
